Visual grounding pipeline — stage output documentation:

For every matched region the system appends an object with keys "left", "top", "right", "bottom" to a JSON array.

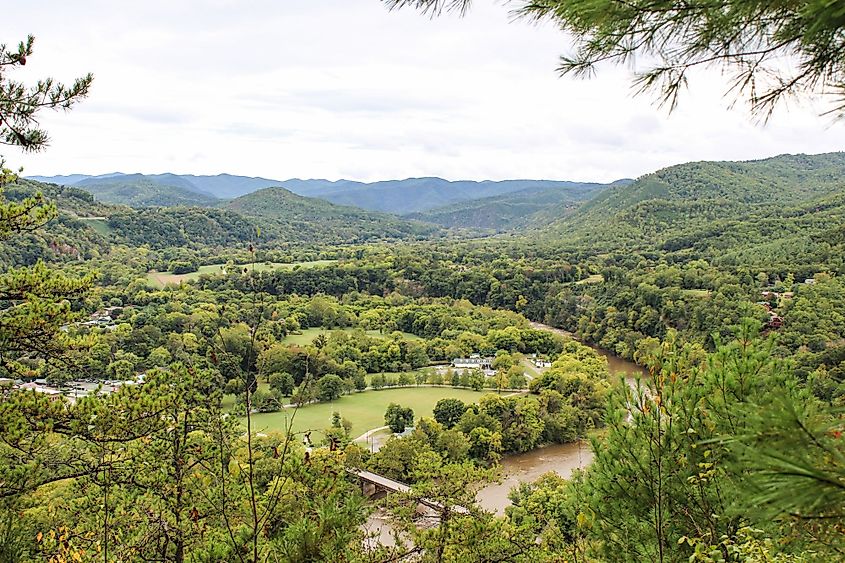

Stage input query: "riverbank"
[
  {"left": 476, "top": 441, "right": 594, "bottom": 515},
  {"left": 529, "top": 320, "right": 648, "bottom": 379}
]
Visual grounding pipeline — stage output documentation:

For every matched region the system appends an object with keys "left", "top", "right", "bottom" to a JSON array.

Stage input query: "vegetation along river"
[{"left": 475, "top": 322, "right": 647, "bottom": 514}]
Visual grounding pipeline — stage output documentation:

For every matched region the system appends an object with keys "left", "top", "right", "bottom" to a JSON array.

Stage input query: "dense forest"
[
  {"left": 5, "top": 147, "right": 845, "bottom": 561},
  {"left": 4, "top": 7, "right": 845, "bottom": 561}
]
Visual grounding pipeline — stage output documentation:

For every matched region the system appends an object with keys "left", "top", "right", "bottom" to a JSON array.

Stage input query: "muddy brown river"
[
  {"left": 365, "top": 325, "right": 647, "bottom": 534},
  {"left": 476, "top": 328, "right": 646, "bottom": 514},
  {"left": 476, "top": 441, "right": 593, "bottom": 514}
]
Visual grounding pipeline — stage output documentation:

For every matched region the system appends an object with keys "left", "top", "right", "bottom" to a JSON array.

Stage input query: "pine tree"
[
  {"left": 0, "top": 36, "right": 94, "bottom": 378},
  {"left": 0, "top": 35, "right": 93, "bottom": 151},
  {"left": 387, "top": 0, "right": 845, "bottom": 117}
]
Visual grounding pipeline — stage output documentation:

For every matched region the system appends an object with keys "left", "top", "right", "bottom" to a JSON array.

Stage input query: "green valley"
[{"left": 4, "top": 4, "right": 845, "bottom": 562}]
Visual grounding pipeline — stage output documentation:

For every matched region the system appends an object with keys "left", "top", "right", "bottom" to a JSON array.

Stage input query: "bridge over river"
[{"left": 348, "top": 468, "right": 469, "bottom": 515}]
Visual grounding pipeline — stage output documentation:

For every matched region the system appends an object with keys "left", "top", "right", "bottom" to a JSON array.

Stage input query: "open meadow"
[
  {"left": 248, "top": 386, "right": 488, "bottom": 439},
  {"left": 281, "top": 327, "right": 423, "bottom": 346},
  {"left": 147, "top": 260, "right": 337, "bottom": 287}
]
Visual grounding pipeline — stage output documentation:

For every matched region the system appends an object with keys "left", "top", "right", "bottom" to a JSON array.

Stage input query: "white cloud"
[{"left": 7, "top": 0, "right": 844, "bottom": 182}]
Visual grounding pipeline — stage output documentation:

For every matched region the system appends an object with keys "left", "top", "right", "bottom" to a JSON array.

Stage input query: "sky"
[{"left": 8, "top": 0, "right": 845, "bottom": 183}]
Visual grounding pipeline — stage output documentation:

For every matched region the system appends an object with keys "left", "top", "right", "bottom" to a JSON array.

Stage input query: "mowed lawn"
[
  {"left": 147, "top": 260, "right": 336, "bottom": 287},
  {"left": 248, "top": 387, "right": 486, "bottom": 439},
  {"left": 282, "top": 327, "right": 423, "bottom": 346}
]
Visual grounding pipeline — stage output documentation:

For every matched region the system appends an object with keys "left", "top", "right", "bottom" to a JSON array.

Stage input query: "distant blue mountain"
[
  {"left": 25, "top": 173, "right": 627, "bottom": 214},
  {"left": 277, "top": 177, "right": 616, "bottom": 215},
  {"left": 29, "top": 173, "right": 123, "bottom": 185}
]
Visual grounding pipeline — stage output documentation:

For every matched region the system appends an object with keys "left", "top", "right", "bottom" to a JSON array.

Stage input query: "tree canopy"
[
  {"left": 387, "top": 0, "right": 845, "bottom": 117},
  {"left": 0, "top": 35, "right": 93, "bottom": 151}
]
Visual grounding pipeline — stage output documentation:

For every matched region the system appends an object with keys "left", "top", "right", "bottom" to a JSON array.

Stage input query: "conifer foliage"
[
  {"left": 0, "top": 36, "right": 94, "bottom": 378},
  {"left": 388, "top": 0, "right": 845, "bottom": 116},
  {"left": 0, "top": 35, "right": 93, "bottom": 151}
]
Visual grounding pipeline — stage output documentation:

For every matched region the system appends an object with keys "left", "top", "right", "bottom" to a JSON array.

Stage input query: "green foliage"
[
  {"left": 225, "top": 186, "right": 439, "bottom": 245},
  {"left": 384, "top": 402, "right": 415, "bottom": 433},
  {"left": 391, "top": 1, "right": 845, "bottom": 116},
  {"left": 433, "top": 398, "right": 467, "bottom": 429},
  {"left": 316, "top": 373, "right": 344, "bottom": 402},
  {"left": 0, "top": 243, "right": 94, "bottom": 378},
  {"left": 108, "top": 206, "right": 257, "bottom": 249},
  {"left": 75, "top": 174, "right": 218, "bottom": 207},
  {"left": 569, "top": 324, "right": 811, "bottom": 561},
  {"left": 268, "top": 372, "right": 294, "bottom": 396}
]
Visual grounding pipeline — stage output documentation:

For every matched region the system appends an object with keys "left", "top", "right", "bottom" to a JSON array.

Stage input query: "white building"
[{"left": 452, "top": 354, "right": 493, "bottom": 369}]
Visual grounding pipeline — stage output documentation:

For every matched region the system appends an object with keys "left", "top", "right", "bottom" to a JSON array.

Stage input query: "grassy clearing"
[
  {"left": 282, "top": 327, "right": 423, "bottom": 346},
  {"left": 248, "top": 387, "right": 486, "bottom": 439},
  {"left": 576, "top": 274, "right": 604, "bottom": 285},
  {"left": 519, "top": 358, "right": 543, "bottom": 378},
  {"left": 79, "top": 217, "right": 114, "bottom": 236},
  {"left": 147, "top": 260, "right": 336, "bottom": 287}
]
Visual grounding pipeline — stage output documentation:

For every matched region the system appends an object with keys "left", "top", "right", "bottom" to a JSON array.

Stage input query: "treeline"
[
  {"left": 366, "top": 341, "right": 610, "bottom": 479},
  {"left": 108, "top": 207, "right": 257, "bottom": 249},
  {"left": 65, "top": 286, "right": 567, "bottom": 393}
]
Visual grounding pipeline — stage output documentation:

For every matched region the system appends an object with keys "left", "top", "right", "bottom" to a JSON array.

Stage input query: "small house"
[
  {"left": 452, "top": 355, "right": 493, "bottom": 369},
  {"left": 768, "top": 313, "right": 784, "bottom": 329}
]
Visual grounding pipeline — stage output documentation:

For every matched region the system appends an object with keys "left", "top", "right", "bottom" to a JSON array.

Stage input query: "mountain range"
[
  {"left": 11, "top": 153, "right": 845, "bottom": 271},
  {"left": 27, "top": 172, "right": 625, "bottom": 218},
  {"left": 540, "top": 152, "right": 845, "bottom": 273}
]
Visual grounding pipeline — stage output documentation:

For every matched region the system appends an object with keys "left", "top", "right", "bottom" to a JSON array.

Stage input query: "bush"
[
  {"left": 269, "top": 372, "right": 295, "bottom": 396},
  {"left": 169, "top": 260, "right": 198, "bottom": 274},
  {"left": 433, "top": 398, "right": 467, "bottom": 429}
]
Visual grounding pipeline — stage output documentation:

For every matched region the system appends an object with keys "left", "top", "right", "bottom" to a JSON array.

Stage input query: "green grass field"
[
  {"left": 248, "top": 387, "right": 486, "bottom": 439},
  {"left": 79, "top": 217, "right": 114, "bottom": 236},
  {"left": 281, "top": 327, "right": 423, "bottom": 346},
  {"left": 147, "top": 260, "right": 337, "bottom": 287}
]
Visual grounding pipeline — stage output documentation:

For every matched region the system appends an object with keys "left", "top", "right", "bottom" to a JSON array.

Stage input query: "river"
[
  {"left": 474, "top": 322, "right": 646, "bottom": 514},
  {"left": 528, "top": 320, "right": 648, "bottom": 379},
  {"left": 591, "top": 345, "right": 648, "bottom": 382},
  {"left": 476, "top": 442, "right": 593, "bottom": 514},
  {"left": 366, "top": 321, "right": 645, "bottom": 531}
]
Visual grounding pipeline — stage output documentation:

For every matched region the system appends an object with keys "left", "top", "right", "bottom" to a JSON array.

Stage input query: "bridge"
[{"left": 347, "top": 468, "right": 469, "bottom": 515}]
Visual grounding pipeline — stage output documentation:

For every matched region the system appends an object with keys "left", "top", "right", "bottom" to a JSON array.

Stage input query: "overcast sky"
[{"left": 9, "top": 0, "right": 844, "bottom": 182}]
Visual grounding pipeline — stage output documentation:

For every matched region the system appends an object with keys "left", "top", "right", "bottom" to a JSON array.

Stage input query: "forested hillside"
[
  {"left": 0, "top": 179, "right": 120, "bottom": 264},
  {"left": 407, "top": 181, "right": 621, "bottom": 231},
  {"left": 0, "top": 179, "right": 442, "bottom": 266},
  {"left": 74, "top": 174, "right": 218, "bottom": 207},
  {"left": 223, "top": 187, "right": 440, "bottom": 244},
  {"left": 541, "top": 153, "right": 845, "bottom": 270}
]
